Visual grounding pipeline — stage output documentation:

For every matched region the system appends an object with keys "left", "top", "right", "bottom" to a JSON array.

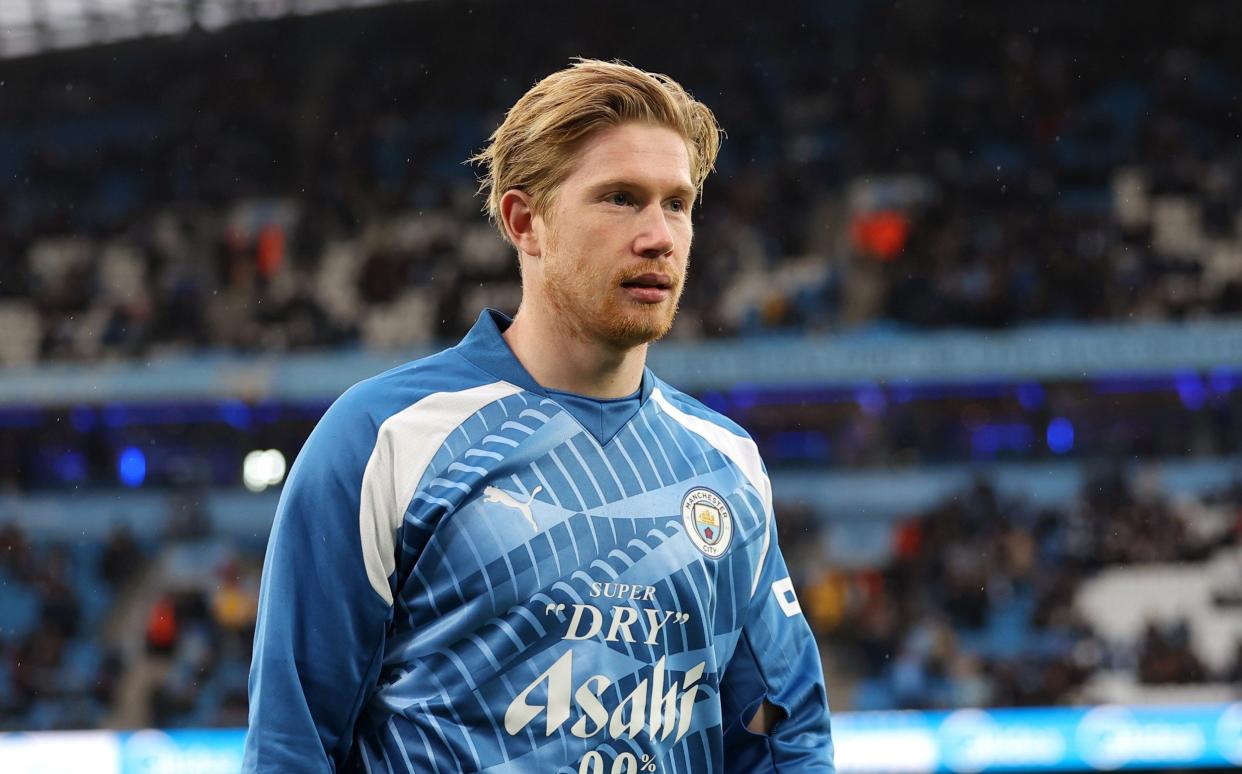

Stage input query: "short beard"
[
  {"left": 540, "top": 228, "right": 684, "bottom": 350},
  {"left": 599, "top": 289, "right": 682, "bottom": 348}
]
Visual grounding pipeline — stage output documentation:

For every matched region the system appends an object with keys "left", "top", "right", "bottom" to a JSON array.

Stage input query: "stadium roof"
[{"left": 0, "top": 0, "right": 419, "bottom": 59}]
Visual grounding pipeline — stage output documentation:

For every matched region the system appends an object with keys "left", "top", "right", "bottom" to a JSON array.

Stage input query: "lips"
[
  {"left": 617, "top": 270, "right": 677, "bottom": 304},
  {"left": 620, "top": 273, "right": 673, "bottom": 290}
]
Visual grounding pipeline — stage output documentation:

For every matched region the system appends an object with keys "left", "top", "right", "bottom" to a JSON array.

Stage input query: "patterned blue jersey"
[{"left": 243, "top": 310, "right": 833, "bottom": 773}]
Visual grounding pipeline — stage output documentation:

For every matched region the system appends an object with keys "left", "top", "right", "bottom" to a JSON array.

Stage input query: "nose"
[{"left": 633, "top": 204, "right": 675, "bottom": 259}]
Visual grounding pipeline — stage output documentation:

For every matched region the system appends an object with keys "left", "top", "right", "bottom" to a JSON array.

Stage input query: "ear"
[{"left": 499, "top": 189, "right": 542, "bottom": 257}]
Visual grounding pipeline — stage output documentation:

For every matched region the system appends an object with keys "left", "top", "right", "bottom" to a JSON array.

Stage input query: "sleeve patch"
[{"left": 772, "top": 577, "right": 802, "bottom": 618}]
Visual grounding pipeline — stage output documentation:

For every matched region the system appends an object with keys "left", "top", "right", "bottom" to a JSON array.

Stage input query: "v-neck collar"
[
  {"left": 452, "top": 308, "right": 656, "bottom": 403},
  {"left": 452, "top": 309, "right": 655, "bottom": 446},
  {"left": 545, "top": 385, "right": 643, "bottom": 447}
]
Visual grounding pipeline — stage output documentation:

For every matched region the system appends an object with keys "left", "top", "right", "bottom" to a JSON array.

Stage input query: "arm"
[
  {"left": 720, "top": 518, "right": 834, "bottom": 772},
  {"left": 242, "top": 398, "right": 393, "bottom": 772}
]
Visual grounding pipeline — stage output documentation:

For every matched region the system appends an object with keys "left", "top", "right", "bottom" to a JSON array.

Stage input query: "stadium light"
[
  {"left": 243, "top": 449, "right": 286, "bottom": 492},
  {"left": 1046, "top": 417, "right": 1075, "bottom": 455},
  {"left": 117, "top": 446, "right": 146, "bottom": 487}
]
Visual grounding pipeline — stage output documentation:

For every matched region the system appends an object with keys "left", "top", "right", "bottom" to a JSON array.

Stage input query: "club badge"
[{"left": 681, "top": 487, "right": 733, "bottom": 558}]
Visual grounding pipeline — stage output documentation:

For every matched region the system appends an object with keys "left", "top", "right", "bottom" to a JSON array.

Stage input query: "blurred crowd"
[
  {"left": 4, "top": 468, "right": 1240, "bottom": 730},
  {"left": 0, "top": 523, "right": 131, "bottom": 729},
  {"left": 1, "top": 0, "right": 1241, "bottom": 366},
  {"left": 0, "top": 518, "right": 259, "bottom": 731},
  {"left": 141, "top": 559, "right": 256, "bottom": 729},
  {"left": 797, "top": 472, "right": 1242, "bottom": 710}
]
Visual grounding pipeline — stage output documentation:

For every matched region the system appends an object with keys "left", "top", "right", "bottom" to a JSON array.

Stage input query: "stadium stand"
[
  {"left": 7, "top": 467, "right": 1240, "bottom": 729},
  {"left": 2, "top": 0, "right": 1242, "bottom": 755},
  {"left": 0, "top": 0, "right": 1240, "bottom": 367},
  {"left": 807, "top": 473, "right": 1242, "bottom": 711}
]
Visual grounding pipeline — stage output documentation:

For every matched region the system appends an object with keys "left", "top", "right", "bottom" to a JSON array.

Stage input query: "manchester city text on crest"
[{"left": 680, "top": 487, "right": 733, "bottom": 558}]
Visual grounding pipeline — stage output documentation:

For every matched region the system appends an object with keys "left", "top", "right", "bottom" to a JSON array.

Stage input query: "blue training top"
[{"left": 243, "top": 308, "right": 834, "bottom": 773}]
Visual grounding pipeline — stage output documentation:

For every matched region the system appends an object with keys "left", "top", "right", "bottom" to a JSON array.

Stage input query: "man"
[{"left": 244, "top": 59, "right": 833, "bottom": 772}]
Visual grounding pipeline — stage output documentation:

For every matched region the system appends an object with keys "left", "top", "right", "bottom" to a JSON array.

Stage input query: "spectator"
[
  {"left": 210, "top": 562, "right": 257, "bottom": 654},
  {"left": 101, "top": 524, "right": 142, "bottom": 588},
  {"left": 145, "top": 594, "right": 178, "bottom": 656}
]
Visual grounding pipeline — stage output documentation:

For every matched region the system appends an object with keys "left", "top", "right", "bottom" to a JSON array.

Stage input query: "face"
[{"left": 532, "top": 123, "right": 695, "bottom": 350}]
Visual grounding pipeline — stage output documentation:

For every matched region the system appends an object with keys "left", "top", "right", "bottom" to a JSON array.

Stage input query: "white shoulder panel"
[
  {"left": 651, "top": 388, "right": 773, "bottom": 598},
  {"left": 359, "top": 381, "right": 523, "bottom": 603}
]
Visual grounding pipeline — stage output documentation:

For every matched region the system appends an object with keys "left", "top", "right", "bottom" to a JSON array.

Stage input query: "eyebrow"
[{"left": 587, "top": 178, "right": 697, "bottom": 203}]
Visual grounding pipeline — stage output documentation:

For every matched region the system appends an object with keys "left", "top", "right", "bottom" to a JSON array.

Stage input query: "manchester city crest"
[{"left": 681, "top": 487, "right": 733, "bottom": 558}]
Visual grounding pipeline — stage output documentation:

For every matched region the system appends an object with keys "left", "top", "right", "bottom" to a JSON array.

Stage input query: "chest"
[{"left": 390, "top": 413, "right": 765, "bottom": 655}]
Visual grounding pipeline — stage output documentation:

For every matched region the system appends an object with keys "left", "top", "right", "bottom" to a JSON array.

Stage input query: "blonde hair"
[{"left": 470, "top": 58, "right": 723, "bottom": 245}]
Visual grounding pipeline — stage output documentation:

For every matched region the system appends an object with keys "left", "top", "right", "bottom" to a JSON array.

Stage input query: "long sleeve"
[
  {"left": 720, "top": 518, "right": 834, "bottom": 772},
  {"left": 242, "top": 393, "right": 394, "bottom": 772}
]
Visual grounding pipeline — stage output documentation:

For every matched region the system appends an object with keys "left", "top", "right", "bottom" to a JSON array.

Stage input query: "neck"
[{"left": 503, "top": 305, "right": 647, "bottom": 399}]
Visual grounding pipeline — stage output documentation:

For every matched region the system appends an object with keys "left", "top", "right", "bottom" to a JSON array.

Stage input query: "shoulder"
[
  {"left": 648, "top": 375, "right": 756, "bottom": 445},
  {"left": 648, "top": 376, "right": 772, "bottom": 510},
  {"left": 304, "top": 347, "right": 517, "bottom": 465}
]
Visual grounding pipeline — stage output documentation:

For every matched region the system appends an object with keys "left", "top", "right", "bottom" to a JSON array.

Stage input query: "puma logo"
[{"left": 483, "top": 485, "right": 543, "bottom": 532}]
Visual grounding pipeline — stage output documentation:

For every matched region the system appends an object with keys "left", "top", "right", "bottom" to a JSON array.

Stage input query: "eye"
[
  {"left": 608, "top": 192, "right": 632, "bottom": 207},
  {"left": 667, "top": 198, "right": 687, "bottom": 213}
]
